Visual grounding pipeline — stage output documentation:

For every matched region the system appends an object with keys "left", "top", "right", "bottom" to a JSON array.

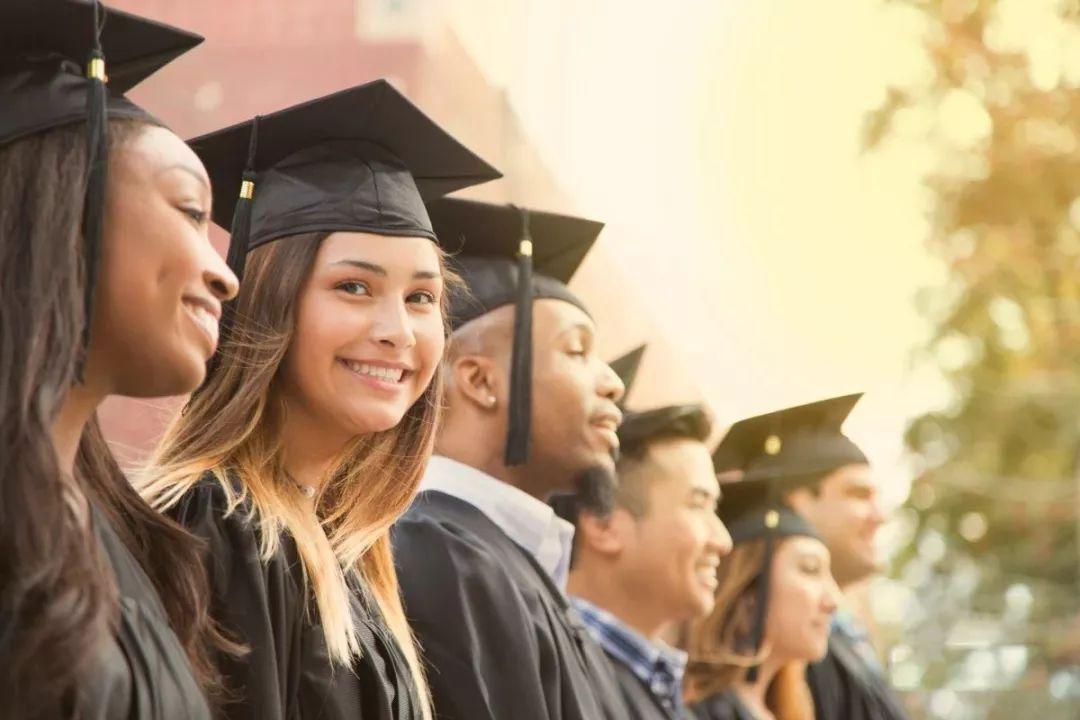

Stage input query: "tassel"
[
  {"left": 203, "top": 117, "right": 259, "bottom": 385},
  {"left": 504, "top": 207, "right": 534, "bottom": 466},
  {"left": 77, "top": 0, "right": 108, "bottom": 381},
  {"left": 745, "top": 491, "right": 780, "bottom": 683}
]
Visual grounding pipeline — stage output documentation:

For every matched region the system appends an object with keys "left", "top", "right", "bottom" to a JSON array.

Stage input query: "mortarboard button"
[{"left": 764, "top": 434, "right": 782, "bottom": 456}]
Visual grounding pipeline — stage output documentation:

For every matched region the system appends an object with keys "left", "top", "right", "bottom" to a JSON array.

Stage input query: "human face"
[
  {"left": 787, "top": 464, "right": 885, "bottom": 586},
  {"left": 280, "top": 232, "right": 445, "bottom": 438},
  {"left": 618, "top": 438, "right": 733, "bottom": 623},
  {"left": 763, "top": 536, "right": 839, "bottom": 663},
  {"left": 89, "top": 125, "right": 238, "bottom": 397},
  {"left": 529, "top": 299, "right": 624, "bottom": 479}
]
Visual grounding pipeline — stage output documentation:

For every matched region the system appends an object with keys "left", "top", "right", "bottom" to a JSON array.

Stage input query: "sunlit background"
[{"left": 103, "top": 1, "right": 1080, "bottom": 717}]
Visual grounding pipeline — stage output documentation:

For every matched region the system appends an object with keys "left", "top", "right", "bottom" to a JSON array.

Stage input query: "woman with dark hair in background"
[
  {"left": 0, "top": 2, "right": 239, "bottom": 718},
  {"left": 137, "top": 81, "right": 499, "bottom": 719}
]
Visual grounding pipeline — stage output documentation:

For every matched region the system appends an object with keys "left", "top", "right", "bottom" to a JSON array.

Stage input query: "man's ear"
[
  {"left": 451, "top": 354, "right": 502, "bottom": 412},
  {"left": 577, "top": 509, "right": 633, "bottom": 558}
]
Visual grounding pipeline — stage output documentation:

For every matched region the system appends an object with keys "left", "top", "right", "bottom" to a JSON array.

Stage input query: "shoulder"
[{"left": 393, "top": 492, "right": 508, "bottom": 579}]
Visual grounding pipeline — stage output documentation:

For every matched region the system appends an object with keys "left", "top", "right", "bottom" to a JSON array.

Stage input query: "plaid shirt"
[{"left": 571, "top": 597, "right": 688, "bottom": 718}]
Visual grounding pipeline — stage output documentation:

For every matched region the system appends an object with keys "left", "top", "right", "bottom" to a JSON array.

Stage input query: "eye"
[
  {"left": 180, "top": 206, "right": 208, "bottom": 225},
  {"left": 407, "top": 290, "right": 437, "bottom": 305},
  {"left": 336, "top": 281, "right": 370, "bottom": 297}
]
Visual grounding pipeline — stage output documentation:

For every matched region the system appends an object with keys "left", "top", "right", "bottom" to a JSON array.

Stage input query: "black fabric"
[
  {"left": 807, "top": 634, "right": 910, "bottom": 720},
  {"left": 427, "top": 197, "right": 600, "bottom": 329},
  {"left": 0, "top": 0, "right": 200, "bottom": 146},
  {"left": 609, "top": 345, "right": 647, "bottom": 409},
  {"left": 711, "top": 393, "right": 867, "bottom": 491},
  {"left": 70, "top": 503, "right": 211, "bottom": 719},
  {"left": 605, "top": 652, "right": 692, "bottom": 720},
  {"left": 170, "top": 479, "right": 421, "bottom": 720},
  {"left": 392, "top": 490, "right": 629, "bottom": 720},
  {"left": 190, "top": 80, "right": 500, "bottom": 251},
  {"left": 689, "top": 692, "right": 758, "bottom": 720}
]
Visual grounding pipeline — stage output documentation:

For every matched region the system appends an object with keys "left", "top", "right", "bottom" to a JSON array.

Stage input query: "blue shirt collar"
[
  {"left": 420, "top": 456, "right": 575, "bottom": 589},
  {"left": 571, "top": 596, "right": 688, "bottom": 716}
]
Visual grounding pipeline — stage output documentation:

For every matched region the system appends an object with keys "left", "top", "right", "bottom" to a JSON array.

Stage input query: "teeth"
[
  {"left": 345, "top": 361, "right": 404, "bottom": 382},
  {"left": 187, "top": 304, "right": 218, "bottom": 343}
]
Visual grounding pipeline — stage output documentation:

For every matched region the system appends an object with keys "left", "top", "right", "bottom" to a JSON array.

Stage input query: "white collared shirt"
[{"left": 419, "top": 455, "right": 576, "bottom": 589}]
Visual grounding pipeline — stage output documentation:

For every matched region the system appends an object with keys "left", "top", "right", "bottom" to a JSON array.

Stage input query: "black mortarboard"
[
  {"left": 711, "top": 393, "right": 867, "bottom": 489},
  {"left": 609, "top": 345, "right": 646, "bottom": 411},
  {"left": 190, "top": 79, "right": 501, "bottom": 282},
  {"left": 1, "top": 0, "right": 202, "bottom": 376},
  {"left": 428, "top": 197, "right": 604, "bottom": 466},
  {"left": 711, "top": 395, "right": 864, "bottom": 680}
]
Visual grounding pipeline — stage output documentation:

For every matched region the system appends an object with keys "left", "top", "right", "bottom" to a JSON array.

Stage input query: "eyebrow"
[
  {"left": 330, "top": 259, "right": 441, "bottom": 280},
  {"left": 157, "top": 163, "right": 210, "bottom": 191},
  {"left": 557, "top": 321, "right": 595, "bottom": 340}
]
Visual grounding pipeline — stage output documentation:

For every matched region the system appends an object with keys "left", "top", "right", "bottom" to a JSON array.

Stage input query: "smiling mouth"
[
  {"left": 183, "top": 300, "right": 219, "bottom": 352},
  {"left": 339, "top": 359, "right": 412, "bottom": 384}
]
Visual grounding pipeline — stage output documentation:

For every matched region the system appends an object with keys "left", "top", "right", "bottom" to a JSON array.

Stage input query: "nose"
[
  {"left": 822, "top": 575, "right": 841, "bottom": 614},
  {"left": 370, "top": 296, "right": 416, "bottom": 349},
  {"left": 710, "top": 514, "right": 734, "bottom": 557},
  {"left": 597, "top": 358, "right": 625, "bottom": 404},
  {"left": 203, "top": 242, "right": 239, "bottom": 301}
]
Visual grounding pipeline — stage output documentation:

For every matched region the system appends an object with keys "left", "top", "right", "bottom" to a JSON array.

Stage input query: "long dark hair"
[{"left": 0, "top": 120, "right": 224, "bottom": 714}]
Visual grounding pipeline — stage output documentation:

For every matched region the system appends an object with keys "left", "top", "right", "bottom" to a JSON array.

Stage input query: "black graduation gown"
[
  {"left": 391, "top": 490, "right": 630, "bottom": 720},
  {"left": 171, "top": 479, "right": 421, "bottom": 720},
  {"left": 689, "top": 692, "right": 757, "bottom": 720},
  {"left": 65, "top": 504, "right": 212, "bottom": 720},
  {"left": 806, "top": 634, "right": 910, "bottom": 720},
  {"left": 605, "top": 650, "right": 692, "bottom": 720}
]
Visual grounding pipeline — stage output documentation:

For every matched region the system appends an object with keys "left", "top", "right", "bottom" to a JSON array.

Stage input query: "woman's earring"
[{"left": 487, "top": 395, "right": 497, "bottom": 408}]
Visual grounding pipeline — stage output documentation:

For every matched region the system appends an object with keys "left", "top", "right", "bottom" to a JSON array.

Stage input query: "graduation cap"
[
  {"left": 0, "top": 0, "right": 202, "bottom": 374},
  {"left": 427, "top": 197, "right": 604, "bottom": 466},
  {"left": 609, "top": 344, "right": 646, "bottom": 411},
  {"left": 190, "top": 79, "right": 501, "bottom": 282},
  {"left": 711, "top": 393, "right": 867, "bottom": 489},
  {"left": 711, "top": 394, "right": 865, "bottom": 680}
]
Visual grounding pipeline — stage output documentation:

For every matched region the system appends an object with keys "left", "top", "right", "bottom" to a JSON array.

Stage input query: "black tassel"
[
  {"left": 203, "top": 117, "right": 259, "bottom": 384},
  {"left": 504, "top": 207, "right": 534, "bottom": 466},
  {"left": 77, "top": 1, "right": 108, "bottom": 381},
  {"left": 745, "top": 488, "right": 779, "bottom": 683}
]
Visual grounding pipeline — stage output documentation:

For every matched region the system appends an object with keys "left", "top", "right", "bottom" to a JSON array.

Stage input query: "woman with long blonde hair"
[
  {"left": 137, "top": 81, "right": 498, "bottom": 720},
  {"left": 684, "top": 479, "right": 840, "bottom": 720}
]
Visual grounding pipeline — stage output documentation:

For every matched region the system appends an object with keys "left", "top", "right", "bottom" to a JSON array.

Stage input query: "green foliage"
[{"left": 866, "top": 0, "right": 1080, "bottom": 716}]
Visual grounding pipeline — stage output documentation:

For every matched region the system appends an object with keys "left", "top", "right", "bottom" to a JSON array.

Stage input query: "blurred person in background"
[
  {"left": 392, "top": 198, "right": 630, "bottom": 720},
  {"left": 552, "top": 392, "right": 732, "bottom": 720},
  {"left": 709, "top": 395, "right": 908, "bottom": 720},
  {"left": 0, "top": 1, "right": 239, "bottom": 717},
  {"left": 138, "top": 82, "right": 498, "bottom": 720},
  {"left": 684, "top": 476, "right": 840, "bottom": 720}
]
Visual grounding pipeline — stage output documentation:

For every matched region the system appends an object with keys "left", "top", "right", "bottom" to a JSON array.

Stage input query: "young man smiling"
[
  {"left": 553, "top": 400, "right": 733, "bottom": 720},
  {"left": 712, "top": 394, "right": 908, "bottom": 720},
  {"left": 392, "top": 198, "right": 629, "bottom": 720}
]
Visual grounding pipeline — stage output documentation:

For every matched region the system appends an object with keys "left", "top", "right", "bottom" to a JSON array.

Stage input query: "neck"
[
  {"left": 279, "top": 400, "right": 352, "bottom": 492},
  {"left": 732, "top": 656, "right": 783, "bottom": 720},
  {"left": 52, "top": 379, "right": 107, "bottom": 478},
  {"left": 568, "top": 565, "right": 670, "bottom": 640},
  {"left": 436, "top": 420, "right": 560, "bottom": 501}
]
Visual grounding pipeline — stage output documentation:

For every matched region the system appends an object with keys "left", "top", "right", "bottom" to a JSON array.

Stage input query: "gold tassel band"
[
  {"left": 518, "top": 239, "right": 533, "bottom": 257},
  {"left": 239, "top": 180, "right": 255, "bottom": 200},
  {"left": 87, "top": 58, "right": 107, "bottom": 82}
]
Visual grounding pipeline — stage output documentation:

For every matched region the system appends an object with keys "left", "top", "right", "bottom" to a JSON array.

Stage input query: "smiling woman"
[
  {"left": 0, "top": 2, "right": 239, "bottom": 718},
  {"left": 136, "top": 80, "right": 498, "bottom": 720}
]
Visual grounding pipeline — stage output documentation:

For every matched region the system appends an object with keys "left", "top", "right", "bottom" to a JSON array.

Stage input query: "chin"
[{"left": 339, "top": 404, "right": 409, "bottom": 436}]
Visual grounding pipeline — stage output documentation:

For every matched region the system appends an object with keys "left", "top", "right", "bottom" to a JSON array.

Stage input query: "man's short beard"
[{"left": 566, "top": 464, "right": 619, "bottom": 517}]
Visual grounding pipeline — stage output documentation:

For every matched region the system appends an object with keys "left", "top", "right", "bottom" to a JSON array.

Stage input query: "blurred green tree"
[{"left": 864, "top": 0, "right": 1080, "bottom": 717}]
